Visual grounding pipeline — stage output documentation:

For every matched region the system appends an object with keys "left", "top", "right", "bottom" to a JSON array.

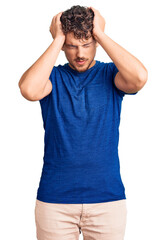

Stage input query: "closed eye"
[
  {"left": 65, "top": 41, "right": 93, "bottom": 49},
  {"left": 67, "top": 45, "right": 77, "bottom": 49},
  {"left": 83, "top": 44, "right": 90, "bottom": 48}
]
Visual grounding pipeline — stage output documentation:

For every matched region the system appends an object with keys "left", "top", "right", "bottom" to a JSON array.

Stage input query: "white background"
[{"left": 1, "top": 0, "right": 166, "bottom": 239}]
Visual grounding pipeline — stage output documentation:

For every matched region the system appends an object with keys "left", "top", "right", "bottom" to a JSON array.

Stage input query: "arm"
[
  {"left": 18, "top": 12, "right": 65, "bottom": 101},
  {"left": 90, "top": 7, "right": 148, "bottom": 93}
]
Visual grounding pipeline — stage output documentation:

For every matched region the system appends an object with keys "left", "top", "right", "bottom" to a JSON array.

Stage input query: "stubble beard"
[{"left": 69, "top": 58, "right": 95, "bottom": 73}]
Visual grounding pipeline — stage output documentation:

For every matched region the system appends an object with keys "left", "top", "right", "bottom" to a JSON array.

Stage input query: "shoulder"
[
  {"left": 95, "top": 61, "right": 117, "bottom": 77},
  {"left": 97, "top": 61, "right": 116, "bottom": 70}
]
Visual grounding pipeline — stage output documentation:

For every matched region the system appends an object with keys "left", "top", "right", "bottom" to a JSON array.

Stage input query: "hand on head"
[
  {"left": 88, "top": 7, "right": 105, "bottom": 39},
  {"left": 49, "top": 12, "right": 65, "bottom": 40},
  {"left": 49, "top": 6, "right": 105, "bottom": 46}
]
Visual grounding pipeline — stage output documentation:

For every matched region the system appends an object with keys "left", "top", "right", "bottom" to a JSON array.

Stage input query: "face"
[{"left": 62, "top": 32, "right": 98, "bottom": 72}]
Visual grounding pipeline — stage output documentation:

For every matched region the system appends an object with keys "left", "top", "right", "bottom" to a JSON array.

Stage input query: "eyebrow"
[{"left": 65, "top": 41, "right": 94, "bottom": 47}]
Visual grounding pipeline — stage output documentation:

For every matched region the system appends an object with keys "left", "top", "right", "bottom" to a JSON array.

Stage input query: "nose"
[{"left": 76, "top": 46, "right": 84, "bottom": 59}]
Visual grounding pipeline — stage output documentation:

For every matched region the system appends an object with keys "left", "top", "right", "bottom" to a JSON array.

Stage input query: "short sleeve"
[
  {"left": 111, "top": 62, "right": 138, "bottom": 98},
  {"left": 39, "top": 66, "right": 55, "bottom": 104}
]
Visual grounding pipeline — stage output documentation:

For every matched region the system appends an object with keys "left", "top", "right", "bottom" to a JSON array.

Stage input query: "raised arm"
[
  {"left": 18, "top": 12, "right": 65, "bottom": 101},
  {"left": 89, "top": 6, "right": 148, "bottom": 94}
]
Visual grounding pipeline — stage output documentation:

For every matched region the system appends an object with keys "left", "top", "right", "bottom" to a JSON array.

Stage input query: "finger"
[
  {"left": 50, "top": 16, "right": 55, "bottom": 25},
  {"left": 50, "top": 11, "right": 63, "bottom": 27},
  {"left": 57, "top": 11, "right": 63, "bottom": 19},
  {"left": 89, "top": 6, "right": 99, "bottom": 16},
  {"left": 89, "top": 6, "right": 96, "bottom": 12}
]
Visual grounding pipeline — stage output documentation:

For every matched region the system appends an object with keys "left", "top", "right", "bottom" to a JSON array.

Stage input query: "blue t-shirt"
[{"left": 36, "top": 60, "right": 137, "bottom": 204}]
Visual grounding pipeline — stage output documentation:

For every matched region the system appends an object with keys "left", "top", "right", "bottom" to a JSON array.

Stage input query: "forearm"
[
  {"left": 18, "top": 36, "right": 65, "bottom": 98},
  {"left": 95, "top": 31, "right": 147, "bottom": 83}
]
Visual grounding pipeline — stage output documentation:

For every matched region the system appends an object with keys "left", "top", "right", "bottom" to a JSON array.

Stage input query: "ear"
[
  {"left": 95, "top": 41, "right": 99, "bottom": 47},
  {"left": 95, "top": 40, "right": 99, "bottom": 47},
  {"left": 61, "top": 44, "right": 65, "bottom": 51},
  {"left": 93, "top": 37, "right": 99, "bottom": 47}
]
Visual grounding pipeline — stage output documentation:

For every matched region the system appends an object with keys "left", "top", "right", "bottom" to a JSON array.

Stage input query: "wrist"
[
  {"left": 52, "top": 35, "right": 65, "bottom": 49},
  {"left": 93, "top": 30, "right": 105, "bottom": 42},
  {"left": 53, "top": 35, "right": 65, "bottom": 43}
]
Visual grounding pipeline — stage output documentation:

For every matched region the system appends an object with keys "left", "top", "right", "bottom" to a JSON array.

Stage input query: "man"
[{"left": 18, "top": 5, "right": 148, "bottom": 240}]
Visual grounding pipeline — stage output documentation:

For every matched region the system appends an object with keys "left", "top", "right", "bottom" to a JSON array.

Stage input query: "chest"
[{"left": 57, "top": 78, "right": 112, "bottom": 115}]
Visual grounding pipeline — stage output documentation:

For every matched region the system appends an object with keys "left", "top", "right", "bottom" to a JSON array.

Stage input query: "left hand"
[
  {"left": 49, "top": 12, "right": 65, "bottom": 40},
  {"left": 89, "top": 6, "right": 105, "bottom": 39}
]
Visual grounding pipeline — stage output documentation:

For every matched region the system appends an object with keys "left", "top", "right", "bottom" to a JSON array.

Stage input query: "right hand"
[{"left": 49, "top": 12, "right": 65, "bottom": 40}]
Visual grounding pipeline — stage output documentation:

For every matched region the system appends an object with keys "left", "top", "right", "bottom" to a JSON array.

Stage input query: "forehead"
[{"left": 65, "top": 32, "right": 93, "bottom": 45}]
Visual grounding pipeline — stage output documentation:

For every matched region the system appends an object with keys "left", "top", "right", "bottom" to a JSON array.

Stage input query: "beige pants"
[{"left": 34, "top": 199, "right": 127, "bottom": 240}]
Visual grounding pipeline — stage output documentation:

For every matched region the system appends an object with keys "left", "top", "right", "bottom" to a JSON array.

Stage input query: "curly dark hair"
[{"left": 60, "top": 5, "right": 94, "bottom": 40}]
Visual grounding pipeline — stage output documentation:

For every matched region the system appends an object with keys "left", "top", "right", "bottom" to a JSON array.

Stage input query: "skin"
[
  {"left": 18, "top": 7, "right": 147, "bottom": 101},
  {"left": 58, "top": 7, "right": 104, "bottom": 73},
  {"left": 89, "top": 6, "right": 148, "bottom": 93},
  {"left": 18, "top": 12, "right": 65, "bottom": 100},
  {"left": 62, "top": 33, "right": 99, "bottom": 73},
  {"left": 49, "top": 12, "right": 65, "bottom": 40}
]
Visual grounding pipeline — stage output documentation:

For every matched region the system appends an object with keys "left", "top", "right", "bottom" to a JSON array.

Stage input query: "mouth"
[{"left": 75, "top": 60, "right": 87, "bottom": 65}]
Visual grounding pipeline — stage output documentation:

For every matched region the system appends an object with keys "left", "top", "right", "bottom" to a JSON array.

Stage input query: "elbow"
[
  {"left": 137, "top": 68, "right": 148, "bottom": 90},
  {"left": 19, "top": 77, "right": 37, "bottom": 101},
  {"left": 19, "top": 85, "right": 37, "bottom": 101}
]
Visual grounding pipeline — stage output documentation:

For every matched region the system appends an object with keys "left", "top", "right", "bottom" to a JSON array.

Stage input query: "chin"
[
  {"left": 76, "top": 66, "right": 89, "bottom": 72},
  {"left": 70, "top": 63, "right": 86, "bottom": 72}
]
